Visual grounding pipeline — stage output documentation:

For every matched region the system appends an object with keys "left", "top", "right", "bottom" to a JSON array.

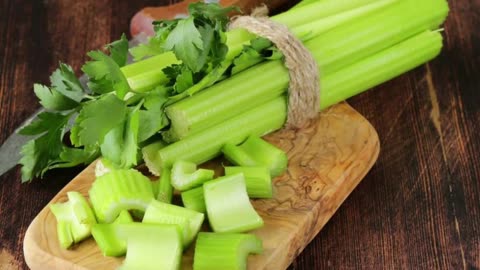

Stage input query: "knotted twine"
[{"left": 229, "top": 6, "right": 319, "bottom": 129}]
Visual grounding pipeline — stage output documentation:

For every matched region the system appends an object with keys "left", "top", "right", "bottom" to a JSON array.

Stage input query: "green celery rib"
[
  {"left": 181, "top": 187, "right": 206, "bottom": 214},
  {"left": 193, "top": 232, "right": 263, "bottom": 270},
  {"left": 142, "top": 200, "right": 205, "bottom": 247},
  {"left": 157, "top": 166, "right": 173, "bottom": 203},
  {"left": 224, "top": 167, "right": 273, "bottom": 199},
  {"left": 164, "top": 0, "right": 448, "bottom": 141},
  {"left": 158, "top": 97, "right": 287, "bottom": 168},
  {"left": 204, "top": 174, "right": 264, "bottom": 233},
  {"left": 154, "top": 31, "right": 443, "bottom": 169}
]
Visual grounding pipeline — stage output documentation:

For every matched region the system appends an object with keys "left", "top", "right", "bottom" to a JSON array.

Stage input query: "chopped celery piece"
[
  {"left": 204, "top": 174, "right": 263, "bottom": 233},
  {"left": 171, "top": 160, "right": 214, "bottom": 191},
  {"left": 89, "top": 169, "right": 154, "bottom": 223},
  {"left": 49, "top": 191, "right": 97, "bottom": 249},
  {"left": 156, "top": 97, "right": 287, "bottom": 170},
  {"left": 193, "top": 232, "right": 263, "bottom": 270},
  {"left": 157, "top": 167, "right": 173, "bottom": 203},
  {"left": 118, "top": 224, "right": 182, "bottom": 270},
  {"left": 222, "top": 137, "right": 287, "bottom": 178},
  {"left": 91, "top": 223, "right": 127, "bottom": 257},
  {"left": 115, "top": 210, "right": 134, "bottom": 224},
  {"left": 224, "top": 167, "right": 272, "bottom": 198},
  {"left": 142, "top": 140, "right": 167, "bottom": 176},
  {"left": 181, "top": 187, "right": 206, "bottom": 214},
  {"left": 142, "top": 200, "right": 204, "bottom": 247}
]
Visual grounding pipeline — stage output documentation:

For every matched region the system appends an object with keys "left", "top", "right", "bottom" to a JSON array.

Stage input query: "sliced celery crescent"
[
  {"left": 204, "top": 174, "right": 263, "bottom": 233},
  {"left": 193, "top": 232, "right": 263, "bottom": 270},
  {"left": 92, "top": 223, "right": 183, "bottom": 269},
  {"left": 143, "top": 200, "right": 204, "bottom": 247},
  {"left": 171, "top": 160, "right": 214, "bottom": 191},
  {"left": 49, "top": 191, "right": 97, "bottom": 249},
  {"left": 89, "top": 169, "right": 154, "bottom": 223}
]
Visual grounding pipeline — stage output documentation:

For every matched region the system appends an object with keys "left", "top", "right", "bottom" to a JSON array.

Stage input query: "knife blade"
[{"left": 0, "top": 34, "right": 148, "bottom": 178}]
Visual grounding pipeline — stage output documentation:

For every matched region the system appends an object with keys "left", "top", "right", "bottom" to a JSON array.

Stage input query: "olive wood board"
[{"left": 23, "top": 102, "right": 380, "bottom": 270}]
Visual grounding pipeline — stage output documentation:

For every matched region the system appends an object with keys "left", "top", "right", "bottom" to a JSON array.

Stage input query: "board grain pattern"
[{"left": 23, "top": 102, "right": 379, "bottom": 270}]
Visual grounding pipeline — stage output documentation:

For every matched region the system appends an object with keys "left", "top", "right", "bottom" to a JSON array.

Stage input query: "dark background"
[{"left": 0, "top": 0, "right": 479, "bottom": 269}]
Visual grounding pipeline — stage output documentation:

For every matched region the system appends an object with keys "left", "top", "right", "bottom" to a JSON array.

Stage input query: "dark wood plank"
[{"left": 0, "top": 0, "right": 479, "bottom": 269}]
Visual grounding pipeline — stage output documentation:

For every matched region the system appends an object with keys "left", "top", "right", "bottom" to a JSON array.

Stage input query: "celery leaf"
[
  {"left": 71, "top": 94, "right": 127, "bottom": 147},
  {"left": 19, "top": 112, "right": 71, "bottom": 182},
  {"left": 33, "top": 84, "right": 78, "bottom": 111}
]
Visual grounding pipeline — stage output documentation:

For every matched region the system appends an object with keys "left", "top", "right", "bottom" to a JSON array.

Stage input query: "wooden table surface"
[{"left": 0, "top": 0, "right": 478, "bottom": 269}]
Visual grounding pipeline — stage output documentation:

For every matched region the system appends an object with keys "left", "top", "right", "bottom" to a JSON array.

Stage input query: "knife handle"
[{"left": 130, "top": 0, "right": 292, "bottom": 36}]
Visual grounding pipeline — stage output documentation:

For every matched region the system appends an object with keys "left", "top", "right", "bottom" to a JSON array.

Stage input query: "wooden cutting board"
[{"left": 23, "top": 102, "right": 380, "bottom": 270}]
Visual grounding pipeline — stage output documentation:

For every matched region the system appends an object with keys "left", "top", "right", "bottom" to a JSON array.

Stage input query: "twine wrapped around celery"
[{"left": 230, "top": 6, "right": 319, "bottom": 129}]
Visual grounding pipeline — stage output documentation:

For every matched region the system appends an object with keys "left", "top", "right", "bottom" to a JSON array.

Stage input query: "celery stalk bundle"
[{"left": 147, "top": 0, "right": 448, "bottom": 170}]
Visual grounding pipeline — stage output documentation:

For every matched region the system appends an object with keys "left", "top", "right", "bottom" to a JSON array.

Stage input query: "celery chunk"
[
  {"left": 49, "top": 191, "right": 97, "bottom": 249},
  {"left": 204, "top": 174, "right": 263, "bottom": 233},
  {"left": 143, "top": 200, "right": 204, "bottom": 247},
  {"left": 89, "top": 169, "right": 154, "bottom": 223},
  {"left": 193, "top": 232, "right": 263, "bottom": 270}
]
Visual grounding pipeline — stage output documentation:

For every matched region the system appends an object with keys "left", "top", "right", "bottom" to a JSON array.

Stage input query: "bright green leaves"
[
  {"left": 82, "top": 51, "right": 130, "bottom": 98},
  {"left": 164, "top": 17, "right": 204, "bottom": 72},
  {"left": 82, "top": 34, "right": 130, "bottom": 98},
  {"left": 50, "top": 63, "right": 86, "bottom": 103},
  {"left": 71, "top": 94, "right": 127, "bottom": 147},
  {"left": 33, "top": 84, "right": 78, "bottom": 111},
  {"left": 108, "top": 33, "right": 129, "bottom": 67},
  {"left": 32, "top": 62, "right": 85, "bottom": 111},
  {"left": 19, "top": 112, "right": 71, "bottom": 182},
  {"left": 231, "top": 38, "right": 283, "bottom": 75},
  {"left": 100, "top": 104, "right": 141, "bottom": 169}
]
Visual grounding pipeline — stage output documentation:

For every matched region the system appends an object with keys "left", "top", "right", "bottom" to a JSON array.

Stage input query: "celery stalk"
[
  {"left": 224, "top": 167, "right": 273, "bottom": 199},
  {"left": 157, "top": 167, "right": 173, "bottom": 203},
  {"left": 222, "top": 137, "right": 287, "bottom": 178},
  {"left": 152, "top": 31, "right": 443, "bottom": 169},
  {"left": 142, "top": 200, "right": 205, "bottom": 247},
  {"left": 204, "top": 174, "right": 264, "bottom": 233},
  {"left": 164, "top": 0, "right": 448, "bottom": 141},
  {"left": 181, "top": 187, "right": 206, "bottom": 214},
  {"left": 89, "top": 169, "right": 154, "bottom": 223},
  {"left": 157, "top": 97, "right": 287, "bottom": 169},
  {"left": 320, "top": 30, "right": 443, "bottom": 109},
  {"left": 171, "top": 160, "right": 215, "bottom": 191},
  {"left": 193, "top": 232, "right": 263, "bottom": 270}
]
